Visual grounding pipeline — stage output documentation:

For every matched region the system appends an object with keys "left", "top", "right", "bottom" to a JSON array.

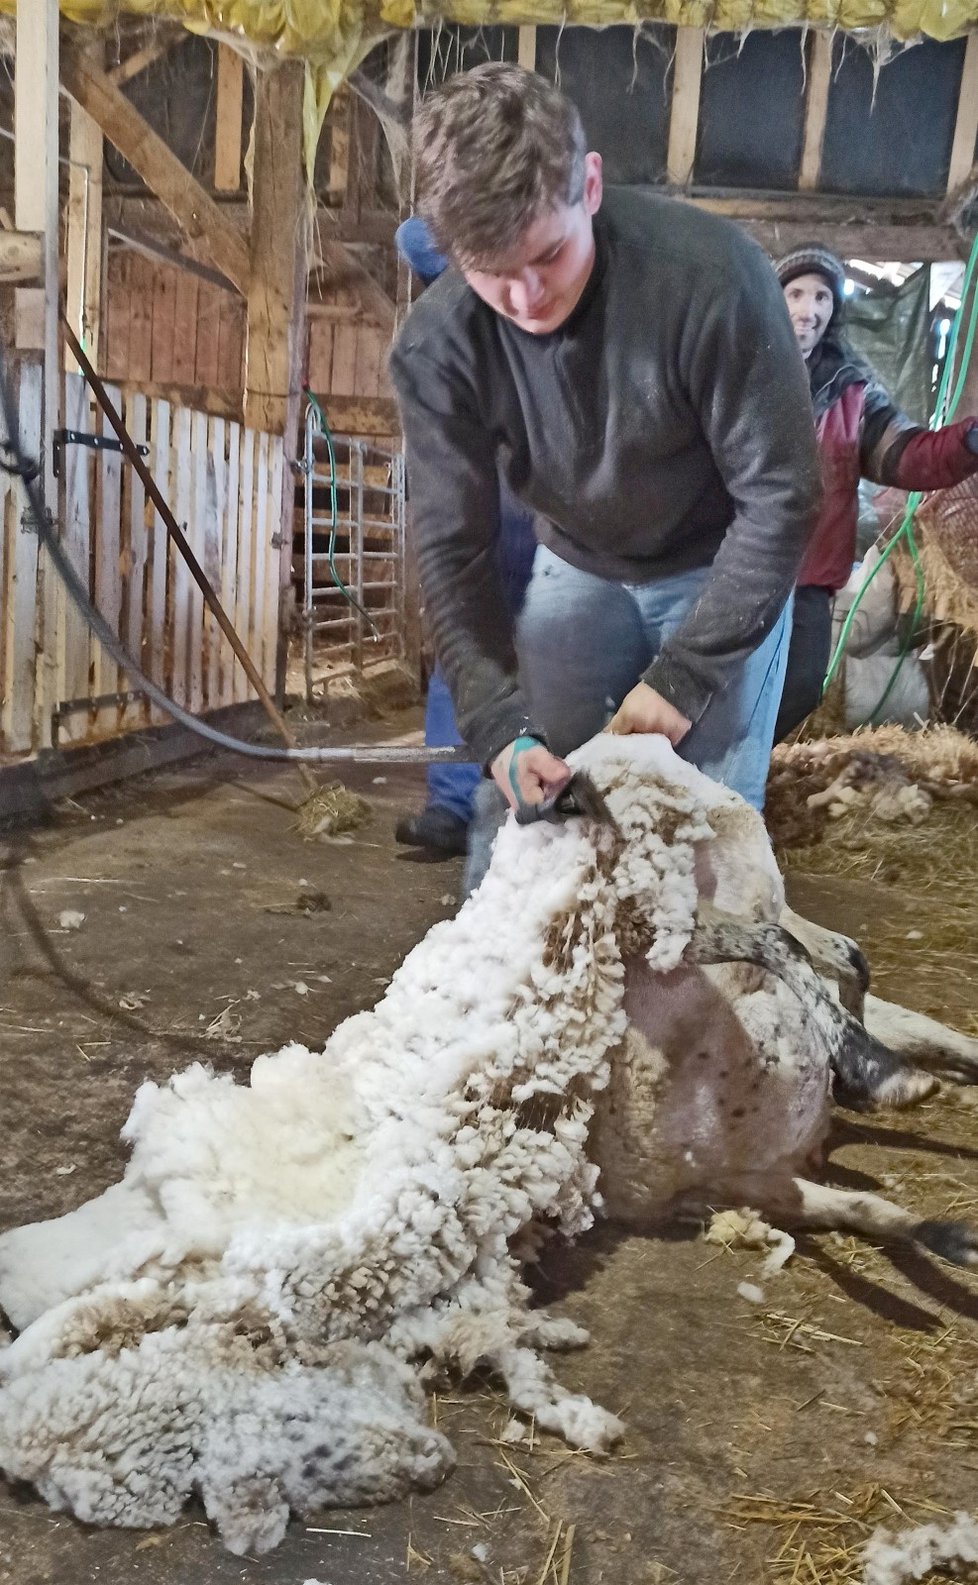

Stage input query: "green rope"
[
  {"left": 822, "top": 234, "right": 978, "bottom": 722},
  {"left": 304, "top": 386, "right": 379, "bottom": 639}
]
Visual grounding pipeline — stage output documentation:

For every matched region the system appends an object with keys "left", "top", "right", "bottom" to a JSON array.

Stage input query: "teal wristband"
[{"left": 508, "top": 734, "right": 544, "bottom": 807}]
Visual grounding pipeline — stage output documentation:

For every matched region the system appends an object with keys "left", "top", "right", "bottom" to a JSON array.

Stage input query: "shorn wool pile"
[{"left": 0, "top": 735, "right": 975, "bottom": 1555}]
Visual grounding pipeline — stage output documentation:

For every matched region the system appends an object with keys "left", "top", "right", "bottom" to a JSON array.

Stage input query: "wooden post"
[
  {"left": 947, "top": 34, "right": 978, "bottom": 197},
  {"left": 243, "top": 60, "right": 308, "bottom": 700},
  {"left": 667, "top": 27, "right": 704, "bottom": 189},
  {"left": 15, "top": 0, "right": 59, "bottom": 451},
  {"left": 66, "top": 41, "right": 105, "bottom": 374},
  {"left": 799, "top": 30, "right": 834, "bottom": 192},
  {"left": 214, "top": 44, "right": 244, "bottom": 193},
  {"left": 15, "top": 0, "right": 60, "bottom": 748}
]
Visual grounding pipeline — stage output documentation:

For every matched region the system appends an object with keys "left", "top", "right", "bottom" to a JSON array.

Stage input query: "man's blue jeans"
[{"left": 464, "top": 547, "right": 792, "bottom": 893}]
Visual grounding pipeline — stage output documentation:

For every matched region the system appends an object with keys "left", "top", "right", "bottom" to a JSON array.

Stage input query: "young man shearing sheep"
[{"left": 390, "top": 63, "right": 822, "bottom": 890}]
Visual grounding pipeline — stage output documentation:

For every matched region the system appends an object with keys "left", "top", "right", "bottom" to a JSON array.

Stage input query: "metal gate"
[{"left": 299, "top": 400, "right": 406, "bottom": 701}]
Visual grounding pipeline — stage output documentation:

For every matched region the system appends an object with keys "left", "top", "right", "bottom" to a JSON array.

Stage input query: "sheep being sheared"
[{"left": 0, "top": 734, "right": 976, "bottom": 1556}]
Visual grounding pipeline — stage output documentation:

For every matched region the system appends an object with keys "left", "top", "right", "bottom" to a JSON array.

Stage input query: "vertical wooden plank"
[
  {"left": 354, "top": 325, "right": 383, "bottom": 398},
  {"left": 4, "top": 365, "right": 42, "bottom": 752},
  {"left": 127, "top": 254, "right": 155, "bottom": 382},
  {"left": 151, "top": 263, "right": 177, "bottom": 384},
  {"left": 667, "top": 27, "right": 704, "bottom": 188},
  {"left": 307, "top": 320, "right": 335, "bottom": 396},
  {"left": 188, "top": 408, "right": 209, "bottom": 714},
  {"left": 234, "top": 427, "right": 255, "bottom": 701},
  {"left": 104, "top": 253, "right": 132, "bottom": 381},
  {"left": 214, "top": 43, "right": 244, "bottom": 193},
  {"left": 170, "top": 406, "right": 193, "bottom": 706},
  {"left": 517, "top": 26, "right": 537, "bottom": 70},
  {"left": 93, "top": 381, "right": 124, "bottom": 703},
  {"left": 171, "top": 272, "right": 200, "bottom": 386},
  {"left": 147, "top": 397, "right": 171, "bottom": 720},
  {"left": 251, "top": 429, "right": 270, "bottom": 685},
  {"left": 263, "top": 437, "right": 285, "bottom": 689},
  {"left": 125, "top": 392, "right": 148, "bottom": 676},
  {"left": 219, "top": 421, "right": 240, "bottom": 706},
  {"left": 61, "top": 373, "right": 94, "bottom": 714},
  {"left": 328, "top": 86, "right": 350, "bottom": 207},
  {"left": 65, "top": 40, "right": 104, "bottom": 376},
  {"left": 194, "top": 282, "right": 221, "bottom": 387},
  {"left": 216, "top": 293, "right": 245, "bottom": 392},
  {"left": 205, "top": 416, "right": 226, "bottom": 707},
  {"left": 799, "top": 31, "right": 834, "bottom": 191},
  {"left": 948, "top": 33, "right": 978, "bottom": 195},
  {"left": 331, "top": 323, "right": 359, "bottom": 396}
]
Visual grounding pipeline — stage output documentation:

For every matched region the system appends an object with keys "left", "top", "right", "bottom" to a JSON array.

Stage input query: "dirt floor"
[{"left": 2, "top": 710, "right": 978, "bottom": 1585}]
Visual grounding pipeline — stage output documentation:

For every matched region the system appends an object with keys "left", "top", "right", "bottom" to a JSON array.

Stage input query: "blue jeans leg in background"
[
  {"left": 424, "top": 665, "right": 481, "bottom": 824},
  {"left": 464, "top": 547, "right": 792, "bottom": 893}
]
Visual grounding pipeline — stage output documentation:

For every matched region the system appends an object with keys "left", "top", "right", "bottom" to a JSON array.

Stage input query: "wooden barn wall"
[
  {"left": 104, "top": 252, "right": 245, "bottom": 391},
  {"left": 103, "top": 257, "right": 395, "bottom": 414}
]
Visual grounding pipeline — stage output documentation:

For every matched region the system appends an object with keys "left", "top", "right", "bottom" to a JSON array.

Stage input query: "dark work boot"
[{"left": 394, "top": 805, "right": 469, "bottom": 856}]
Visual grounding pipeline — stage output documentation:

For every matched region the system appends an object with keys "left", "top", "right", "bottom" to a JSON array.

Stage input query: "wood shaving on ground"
[{"left": 705, "top": 1207, "right": 796, "bottom": 1274}]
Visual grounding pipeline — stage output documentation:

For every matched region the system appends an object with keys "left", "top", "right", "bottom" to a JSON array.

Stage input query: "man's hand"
[
  {"left": 606, "top": 682, "right": 691, "bottom": 744},
  {"left": 491, "top": 735, "right": 571, "bottom": 813}
]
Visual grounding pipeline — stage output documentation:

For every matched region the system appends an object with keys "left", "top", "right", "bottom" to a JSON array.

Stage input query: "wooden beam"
[
  {"left": 66, "top": 40, "right": 104, "bottom": 374},
  {"left": 947, "top": 33, "right": 978, "bottom": 196},
  {"left": 799, "top": 30, "right": 834, "bottom": 191},
  {"left": 320, "top": 394, "right": 400, "bottom": 434},
  {"left": 244, "top": 63, "right": 308, "bottom": 430},
  {"left": 108, "top": 38, "right": 175, "bottom": 87},
  {"left": 214, "top": 44, "right": 244, "bottom": 193},
  {"left": 667, "top": 27, "right": 704, "bottom": 188},
  {"left": 518, "top": 27, "right": 537, "bottom": 71},
  {"left": 61, "top": 44, "right": 250, "bottom": 295},
  {"left": 0, "top": 230, "right": 43, "bottom": 282},
  {"left": 724, "top": 217, "right": 963, "bottom": 263},
  {"left": 314, "top": 238, "right": 396, "bottom": 336}
]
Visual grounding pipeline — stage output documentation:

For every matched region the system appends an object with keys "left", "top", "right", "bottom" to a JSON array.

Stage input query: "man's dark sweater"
[{"left": 390, "top": 188, "right": 822, "bottom": 768}]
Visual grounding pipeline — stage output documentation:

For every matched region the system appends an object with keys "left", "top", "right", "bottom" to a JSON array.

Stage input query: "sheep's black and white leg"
[
  {"left": 687, "top": 910, "right": 938, "bottom": 1110},
  {"left": 863, "top": 995, "right": 978, "bottom": 1083},
  {"left": 780, "top": 906, "right": 870, "bottom": 1021},
  {"left": 773, "top": 1179, "right": 978, "bottom": 1269}
]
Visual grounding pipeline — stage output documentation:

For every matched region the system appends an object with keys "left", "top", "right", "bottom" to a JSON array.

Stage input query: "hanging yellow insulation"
[{"left": 13, "top": 0, "right": 978, "bottom": 67}]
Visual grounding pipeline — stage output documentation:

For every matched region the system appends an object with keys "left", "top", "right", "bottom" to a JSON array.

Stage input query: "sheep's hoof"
[
  {"left": 836, "top": 1065, "right": 939, "bottom": 1113},
  {"left": 915, "top": 1219, "right": 978, "bottom": 1267}
]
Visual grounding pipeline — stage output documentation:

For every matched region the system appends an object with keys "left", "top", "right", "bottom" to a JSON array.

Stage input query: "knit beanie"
[
  {"left": 775, "top": 245, "right": 846, "bottom": 315},
  {"left": 395, "top": 216, "right": 449, "bottom": 287}
]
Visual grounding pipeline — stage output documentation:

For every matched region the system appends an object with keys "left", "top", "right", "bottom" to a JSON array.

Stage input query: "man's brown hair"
[{"left": 413, "top": 63, "right": 587, "bottom": 270}]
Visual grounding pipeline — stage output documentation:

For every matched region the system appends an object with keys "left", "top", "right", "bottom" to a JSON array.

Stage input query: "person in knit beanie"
[{"left": 773, "top": 245, "right": 978, "bottom": 740}]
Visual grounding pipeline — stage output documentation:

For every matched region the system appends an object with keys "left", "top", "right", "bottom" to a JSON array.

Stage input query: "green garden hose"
[{"left": 304, "top": 385, "right": 379, "bottom": 638}]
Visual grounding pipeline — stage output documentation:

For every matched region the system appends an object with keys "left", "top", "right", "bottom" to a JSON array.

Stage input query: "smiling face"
[
  {"left": 459, "top": 152, "right": 603, "bottom": 335},
  {"left": 782, "top": 271, "right": 836, "bottom": 358}
]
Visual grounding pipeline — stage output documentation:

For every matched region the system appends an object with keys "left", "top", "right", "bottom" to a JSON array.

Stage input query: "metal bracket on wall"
[{"left": 53, "top": 428, "right": 150, "bottom": 478}]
